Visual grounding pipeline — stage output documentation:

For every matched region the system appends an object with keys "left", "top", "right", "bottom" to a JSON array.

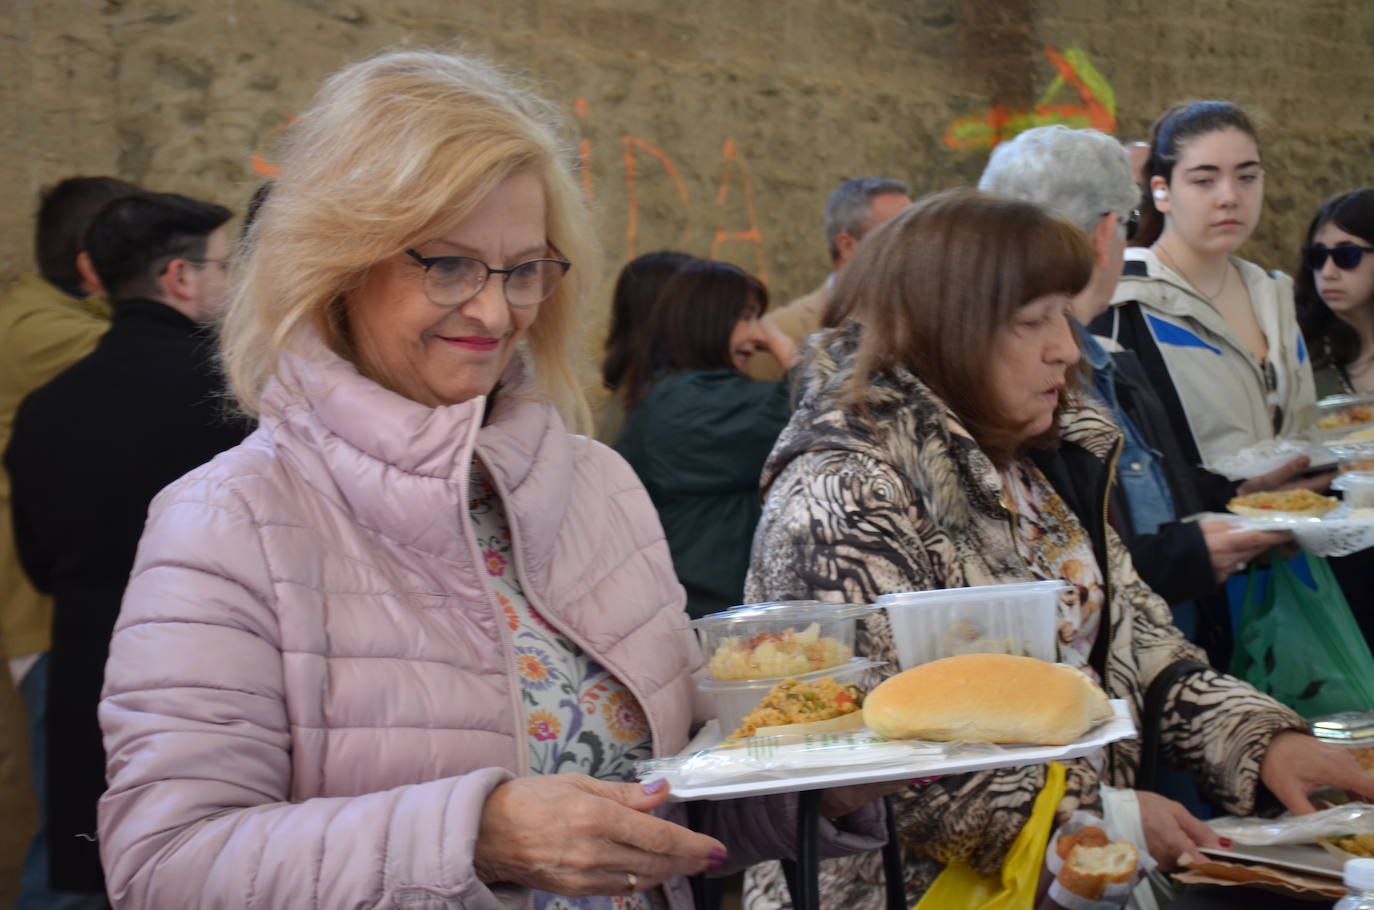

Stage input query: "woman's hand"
[
  {"left": 1260, "top": 731, "right": 1374, "bottom": 814},
  {"left": 473, "top": 775, "right": 724, "bottom": 896},
  {"left": 1236, "top": 455, "right": 1336, "bottom": 495},
  {"left": 758, "top": 316, "right": 800, "bottom": 371},
  {"left": 1136, "top": 790, "right": 1225, "bottom": 870},
  {"left": 1197, "top": 520, "right": 1290, "bottom": 583}
]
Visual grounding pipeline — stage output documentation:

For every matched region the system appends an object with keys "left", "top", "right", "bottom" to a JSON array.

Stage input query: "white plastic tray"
[{"left": 648, "top": 699, "right": 1136, "bottom": 801}]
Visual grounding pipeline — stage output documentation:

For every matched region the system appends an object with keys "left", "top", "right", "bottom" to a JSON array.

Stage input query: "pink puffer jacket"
[{"left": 98, "top": 333, "right": 883, "bottom": 909}]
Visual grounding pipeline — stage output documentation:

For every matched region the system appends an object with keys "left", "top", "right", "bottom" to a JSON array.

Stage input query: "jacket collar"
[
  {"left": 110, "top": 297, "right": 203, "bottom": 334},
  {"left": 261, "top": 331, "right": 572, "bottom": 565},
  {"left": 1113, "top": 248, "right": 1276, "bottom": 337},
  {"left": 9, "top": 273, "right": 111, "bottom": 321},
  {"left": 1076, "top": 321, "right": 1113, "bottom": 373}
]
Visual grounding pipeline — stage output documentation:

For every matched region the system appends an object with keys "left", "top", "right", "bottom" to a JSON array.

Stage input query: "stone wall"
[{"left": 3, "top": 0, "right": 1372, "bottom": 383}]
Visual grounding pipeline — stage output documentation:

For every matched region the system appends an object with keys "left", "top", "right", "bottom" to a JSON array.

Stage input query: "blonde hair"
[{"left": 221, "top": 49, "right": 597, "bottom": 432}]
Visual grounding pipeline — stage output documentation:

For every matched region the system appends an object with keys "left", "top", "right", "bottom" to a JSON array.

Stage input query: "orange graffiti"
[
  {"left": 573, "top": 98, "right": 594, "bottom": 203},
  {"left": 709, "top": 139, "right": 767, "bottom": 282},
  {"left": 247, "top": 105, "right": 767, "bottom": 270},
  {"left": 250, "top": 118, "right": 296, "bottom": 177},
  {"left": 621, "top": 137, "right": 690, "bottom": 259},
  {"left": 944, "top": 45, "right": 1116, "bottom": 150}
]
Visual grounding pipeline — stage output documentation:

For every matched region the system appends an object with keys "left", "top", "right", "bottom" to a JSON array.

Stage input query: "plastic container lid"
[
  {"left": 1344, "top": 857, "right": 1374, "bottom": 891},
  {"left": 875, "top": 580, "right": 1070, "bottom": 607},
  {"left": 689, "top": 601, "right": 875, "bottom": 629},
  {"left": 1313, "top": 711, "right": 1374, "bottom": 745},
  {"left": 695, "top": 657, "right": 885, "bottom": 694},
  {"left": 1342, "top": 472, "right": 1374, "bottom": 488}
]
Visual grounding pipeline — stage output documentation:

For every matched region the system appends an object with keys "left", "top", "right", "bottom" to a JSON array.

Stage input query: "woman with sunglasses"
[
  {"left": 1297, "top": 189, "right": 1374, "bottom": 397},
  {"left": 1093, "top": 101, "right": 1319, "bottom": 469},
  {"left": 94, "top": 51, "right": 888, "bottom": 908}
]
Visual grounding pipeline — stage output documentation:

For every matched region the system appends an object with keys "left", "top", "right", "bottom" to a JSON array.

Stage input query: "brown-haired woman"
[
  {"left": 595, "top": 250, "right": 696, "bottom": 442},
  {"left": 744, "top": 189, "right": 1374, "bottom": 908},
  {"left": 615, "top": 260, "right": 797, "bottom": 617}
]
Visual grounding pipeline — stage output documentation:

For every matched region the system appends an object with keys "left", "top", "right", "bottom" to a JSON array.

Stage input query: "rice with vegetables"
[{"left": 730, "top": 675, "right": 865, "bottom": 739}]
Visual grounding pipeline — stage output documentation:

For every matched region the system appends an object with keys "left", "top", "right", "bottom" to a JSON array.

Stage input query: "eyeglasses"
[
  {"left": 1118, "top": 209, "right": 1141, "bottom": 243},
  {"left": 404, "top": 249, "right": 571, "bottom": 309},
  {"left": 1304, "top": 243, "right": 1374, "bottom": 272},
  {"left": 187, "top": 258, "right": 230, "bottom": 271}
]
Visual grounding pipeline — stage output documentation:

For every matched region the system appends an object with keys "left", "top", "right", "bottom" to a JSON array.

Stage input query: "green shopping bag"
[{"left": 1229, "top": 553, "right": 1374, "bottom": 717}]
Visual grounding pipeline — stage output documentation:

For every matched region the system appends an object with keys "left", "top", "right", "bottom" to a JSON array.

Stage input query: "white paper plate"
[{"left": 649, "top": 699, "right": 1136, "bottom": 801}]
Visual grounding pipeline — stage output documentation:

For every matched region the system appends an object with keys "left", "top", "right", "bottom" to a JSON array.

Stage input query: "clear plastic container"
[
  {"left": 1342, "top": 473, "right": 1374, "bottom": 509},
  {"left": 1312, "top": 394, "right": 1374, "bottom": 443},
  {"left": 1334, "top": 440, "right": 1374, "bottom": 474},
  {"left": 691, "top": 601, "right": 874, "bottom": 680},
  {"left": 877, "top": 581, "right": 1066, "bottom": 671},
  {"left": 1336, "top": 858, "right": 1374, "bottom": 910},
  {"left": 1312, "top": 711, "right": 1374, "bottom": 773},
  {"left": 696, "top": 657, "right": 882, "bottom": 739}
]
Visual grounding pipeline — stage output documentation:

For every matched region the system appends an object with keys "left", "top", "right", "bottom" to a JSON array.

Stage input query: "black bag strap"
[{"left": 1138, "top": 659, "right": 1211, "bottom": 791}]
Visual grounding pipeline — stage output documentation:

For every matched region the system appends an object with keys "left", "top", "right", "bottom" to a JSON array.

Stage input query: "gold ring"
[{"left": 626, "top": 872, "right": 638, "bottom": 892}]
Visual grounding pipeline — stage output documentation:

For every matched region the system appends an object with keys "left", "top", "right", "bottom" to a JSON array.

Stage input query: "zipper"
[
  {"left": 1096, "top": 434, "right": 1122, "bottom": 697},
  {"left": 476, "top": 452, "right": 669, "bottom": 759},
  {"left": 458, "top": 448, "right": 532, "bottom": 778}
]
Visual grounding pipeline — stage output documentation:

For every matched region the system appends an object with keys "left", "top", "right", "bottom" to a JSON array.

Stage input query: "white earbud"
[{"left": 1153, "top": 188, "right": 1167, "bottom": 202}]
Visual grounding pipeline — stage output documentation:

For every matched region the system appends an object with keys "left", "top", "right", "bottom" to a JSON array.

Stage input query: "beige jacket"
[
  {"left": 747, "top": 277, "right": 831, "bottom": 380},
  {"left": 0, "top": 274, "right": 110, "bottom": 660},
  {"left": 1106, "top": 249, "right": 1317, "bottom": 466}
]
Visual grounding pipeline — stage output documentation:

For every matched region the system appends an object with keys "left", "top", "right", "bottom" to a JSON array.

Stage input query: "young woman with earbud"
[{"left": 1091, "top": 101, "right": 1319, "bottom": 471}]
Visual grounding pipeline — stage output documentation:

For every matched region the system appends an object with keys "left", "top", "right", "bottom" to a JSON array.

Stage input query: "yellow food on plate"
[
  {"left": 706, "top": 622, "right": 852, "bottom": 679},
  {"left": 1227, "top": 489, "right": 1339, "bottom": 518},
  {"left": 729, "top": 675, "right": 865, "bottom": 739},
  {"left": 1325, "top": 833, "right": 1374, "bottom": 858},
  {"left": 1318, "top": 405, "right": 1374, "bottom": 430},
  {"left": 1346, "top": 426, "right": 1374, "bottom": 442},
  {"left": 1349, "top": 746, "right": 1374, "bottom": 773}
]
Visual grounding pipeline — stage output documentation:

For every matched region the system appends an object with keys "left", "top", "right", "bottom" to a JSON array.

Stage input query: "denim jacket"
[{"left": 1077, "top": 323, "right": 1176, "bottom": 536}]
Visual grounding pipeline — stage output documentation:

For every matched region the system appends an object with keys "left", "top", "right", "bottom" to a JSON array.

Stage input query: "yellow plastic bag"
[{"left": 913, "top": 761, "right": 1068, "bottom": 910}]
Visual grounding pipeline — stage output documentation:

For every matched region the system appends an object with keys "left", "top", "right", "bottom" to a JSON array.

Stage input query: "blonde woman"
[{"left": 96, "top": 51, "right": 885, "bottom": 909}]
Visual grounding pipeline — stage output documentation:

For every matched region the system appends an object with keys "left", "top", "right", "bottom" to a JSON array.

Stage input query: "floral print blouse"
[
  {"left": 469, "top": 464, "right": 664, "bottom": 910},
  {"left": 1002, "top": 457, "right": 1105, "bottom": 676}
]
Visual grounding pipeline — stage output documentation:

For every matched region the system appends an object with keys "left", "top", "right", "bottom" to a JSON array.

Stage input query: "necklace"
[{"left": 1156, "top": 243, "right": 1228, "bottom": 302}]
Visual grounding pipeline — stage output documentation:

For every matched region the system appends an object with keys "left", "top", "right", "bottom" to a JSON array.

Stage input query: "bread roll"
[
  {"left": 1059, "top": 841, "right": 1138, "bottom": 899},
  {"left": 1055, "top": 825, "right": 1109, "bottom": 861},
  {"left": 861, "top": 653, "right": 1111, "bottom": 745}
]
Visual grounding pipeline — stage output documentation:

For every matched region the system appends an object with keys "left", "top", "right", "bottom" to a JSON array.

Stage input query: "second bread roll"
[{"left": 862, "top": 653, "right": 1111, "bottom": 745}]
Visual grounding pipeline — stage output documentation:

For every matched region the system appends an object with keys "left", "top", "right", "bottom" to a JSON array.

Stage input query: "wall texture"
[{"left": 3, "top": 0, "right": 1372, "bottom": 384}]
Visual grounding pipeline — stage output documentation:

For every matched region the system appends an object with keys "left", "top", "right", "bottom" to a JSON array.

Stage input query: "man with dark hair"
[
  {"left": 0, "top": 175, "right": 138, "bottom": 908},
  {"left": 5, "top": 191, "right": 251, "bottom": 899},
  {"left": 747, "top": 175, "right": 910, "bottom": 380}
]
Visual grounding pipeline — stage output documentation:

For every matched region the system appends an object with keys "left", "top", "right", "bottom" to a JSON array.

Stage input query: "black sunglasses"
[
  {"left": 1118, "top": 209, "right": 1140, "bottom": 243},
  {"left": 1304, "top": 243, "right": 1374, "bottom": 272}
]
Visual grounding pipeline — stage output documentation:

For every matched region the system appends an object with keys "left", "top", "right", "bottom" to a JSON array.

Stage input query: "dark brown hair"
[
  {"left": 837, "top": 188, "right": 1093, "bottom": 465},
  {"left": 600, "top": 250, "right": 695, "bottom": 390},
  {"left": 1138, "top": 100, "right": 1260, "bottom": 242},
  {"left": 1296, "top": 188, "right": 1374, "bottom": 374},
  {"left": 85, "top": 192, "right": 233, "bottom": 303},
  {"left": 619, "top": 259, "right": 767, "bottom": 410},
  {"left": 34, "top": 176, "right": 141, "bottom": 292}
]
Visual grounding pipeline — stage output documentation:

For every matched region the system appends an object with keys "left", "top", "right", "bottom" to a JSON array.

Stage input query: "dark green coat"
[{"left": 614, "top": 369, "right": 790, "bottom": 618}]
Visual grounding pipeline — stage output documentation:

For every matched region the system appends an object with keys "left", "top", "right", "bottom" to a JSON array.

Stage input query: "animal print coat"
[{"left": 741, "top": 324, "right": 1306, "bottom": 909}]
